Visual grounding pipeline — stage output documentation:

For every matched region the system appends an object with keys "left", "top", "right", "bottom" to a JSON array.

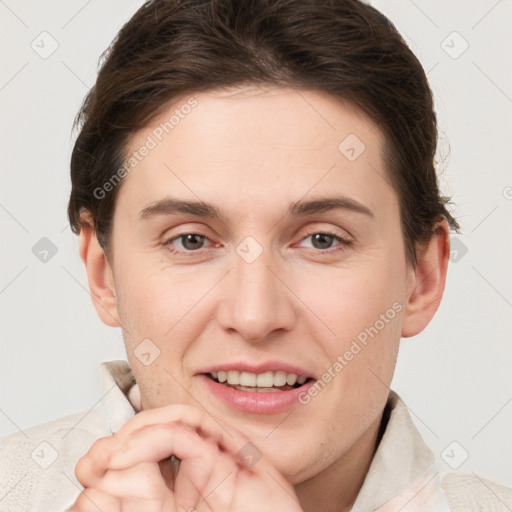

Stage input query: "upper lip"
[{"left": 197, "top": 361, "right": 317, "bottom": 379}]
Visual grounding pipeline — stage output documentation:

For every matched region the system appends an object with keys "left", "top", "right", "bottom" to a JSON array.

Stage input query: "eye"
[
  {"left": 298, "top": 231, "right": 352, "bottom": 253},
  {"left": 163, "top": 230, "right": 352, "bottom": 258},
  {"left": 164, "top": 233, "right": 212, "bottom": 255}
]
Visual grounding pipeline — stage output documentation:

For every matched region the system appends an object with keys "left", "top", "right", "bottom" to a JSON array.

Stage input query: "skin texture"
[{"left": 77, "top": 85, "right": 450, "bottom": 511}]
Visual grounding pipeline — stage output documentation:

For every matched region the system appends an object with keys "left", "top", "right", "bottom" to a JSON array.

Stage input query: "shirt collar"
[
  {"left": 98, "top": 360, "right": 137, "bottom": 434},
  {"left": 351, "top": 390, "right": 451, "bottom": 511}
]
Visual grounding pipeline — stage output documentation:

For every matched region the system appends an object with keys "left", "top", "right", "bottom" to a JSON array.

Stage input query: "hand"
[{"left": 71, "top": 404, "right": 303, "bottom": 512}]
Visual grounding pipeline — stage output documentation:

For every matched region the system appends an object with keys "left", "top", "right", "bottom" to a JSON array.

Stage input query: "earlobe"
[
  {"left": 79, "top": 221, "right": 121, "bottom": 328},
  {"left": 401, "top": 219, "right": 451, "bottom": 338}
]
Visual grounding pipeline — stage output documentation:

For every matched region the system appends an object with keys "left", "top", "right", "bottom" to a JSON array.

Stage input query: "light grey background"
[{"left": 1, "top": 0, "right": 511, "bottom": 489}]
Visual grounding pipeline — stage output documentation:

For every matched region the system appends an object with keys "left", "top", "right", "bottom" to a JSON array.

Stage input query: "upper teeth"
[{"left": 210, "top": 370, "right": 307, "bottom": 387}]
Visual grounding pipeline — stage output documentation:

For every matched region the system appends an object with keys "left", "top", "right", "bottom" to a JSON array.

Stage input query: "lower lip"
[{"left": 199, "top": 375, "right": 316, "bottom": 414}]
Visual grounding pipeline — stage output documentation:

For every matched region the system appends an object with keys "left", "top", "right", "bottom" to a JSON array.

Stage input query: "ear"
[
  {"left": 78, "top": 216, "right": 121, "bottom": 328},
  {"left": 401, "top": 218, "right": 451, "bottom": 338}
]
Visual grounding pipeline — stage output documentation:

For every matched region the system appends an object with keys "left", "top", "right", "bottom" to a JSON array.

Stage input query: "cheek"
[
  {"left": 115, "top": 252, "right": 219, "bottom": 351},
  {"left": 298, "top": 256, "right": 405, "bottom": 394},
  {"left": 300, "top": 260, "right": 404, "bottom": 341},
  {"left": 114, "top": 254, "right": 179, "bottom": 338}
]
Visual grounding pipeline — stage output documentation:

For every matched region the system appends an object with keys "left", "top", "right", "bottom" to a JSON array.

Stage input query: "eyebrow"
[{"left": 139, "top": 195, "right": 374, "bottom": 221}]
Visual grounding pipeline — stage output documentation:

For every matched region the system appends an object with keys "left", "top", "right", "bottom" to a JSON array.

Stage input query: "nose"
[{"left": 216, "top": 240, "right": 297, "bottom": 343}]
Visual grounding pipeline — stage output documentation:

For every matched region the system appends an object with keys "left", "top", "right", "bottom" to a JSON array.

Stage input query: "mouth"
[
  {"left": 203, "top": 370, "right": 314, "bottom": 392},
  {"left": 198, "top": 363, "right": 317, "bottom": 413}
]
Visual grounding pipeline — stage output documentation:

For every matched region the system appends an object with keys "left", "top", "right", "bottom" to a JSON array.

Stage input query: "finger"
[
  {"left": 114, "top": 421, "right": 228, "bottom": 509},
  {"left": 75, "top": 407, "right": 228, "bottom": 487},
  {"left": 110, "top": 422, "right": 222, "bottom": 469},
  {"left": 71, "top": 487, "right": 121, "bottom": 512},
  {"left": 94, "top": 462, "right": 170, "bottom": 502},
  {"left": 78, "top": 404, "right": 255, "bottom": 488},
  {"left": 77, "top": 422, "right": 220, "bottom": 490},
  {"left": 114, "top": 404, "right": 245, "bottom": 455},
  {"left": 75, "top": 435, "right": 113, "bottom": 487},
  {"left": 101, "top": 422, "right": 236, "bottom": 511},
  {"left": 75, "top": 428, "right": 194, "bottom": 488},
  {"left": 174, "top": 438, "right": 238, "bottom": 512}
]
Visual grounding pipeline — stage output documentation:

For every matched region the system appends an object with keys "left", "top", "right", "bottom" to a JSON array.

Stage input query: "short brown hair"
[{"left": 68, "top": 0, "right": 460, "bottom": 266}]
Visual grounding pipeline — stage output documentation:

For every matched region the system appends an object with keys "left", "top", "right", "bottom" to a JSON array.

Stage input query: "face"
[{"left": 103, "top": 86, "right": 416, "bottom": 483}]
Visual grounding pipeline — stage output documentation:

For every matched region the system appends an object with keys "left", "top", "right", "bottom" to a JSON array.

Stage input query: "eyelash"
[{"left": 163, "top": 230, "right": 352, "bottom": 257}]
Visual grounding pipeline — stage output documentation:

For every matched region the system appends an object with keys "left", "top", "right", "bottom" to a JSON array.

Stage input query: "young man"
[{"left": 1, "top": 1, "right": 511, "bottom": 510}]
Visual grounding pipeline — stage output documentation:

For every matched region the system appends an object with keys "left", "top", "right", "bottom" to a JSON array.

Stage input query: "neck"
[{"left": 294, "top": 412, "right": 384, "bottom": 512}]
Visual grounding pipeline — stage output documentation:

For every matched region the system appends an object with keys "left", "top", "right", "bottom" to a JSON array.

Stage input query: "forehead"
[{"left": 116, "top": 86, "right": 393, "bottom": 222}]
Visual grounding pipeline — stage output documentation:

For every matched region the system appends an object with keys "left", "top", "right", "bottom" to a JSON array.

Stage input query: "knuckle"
[
  {"left": 74, "top": 455, "right": 88, "bottom": 483},
  {"left": 87, "top": 435, "right": 114, "bottom": 467},
  {"left": 178, "top": 403, "right": 204, "bottom": 425}
]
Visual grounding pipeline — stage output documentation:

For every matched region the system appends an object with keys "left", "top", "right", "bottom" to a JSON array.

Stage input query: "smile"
[
  {"left": 207, "top": 370, "right": 309, "bottom": 391},
  {"left": 199, "top": 365, "right": 316, "bottom": 413}
]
